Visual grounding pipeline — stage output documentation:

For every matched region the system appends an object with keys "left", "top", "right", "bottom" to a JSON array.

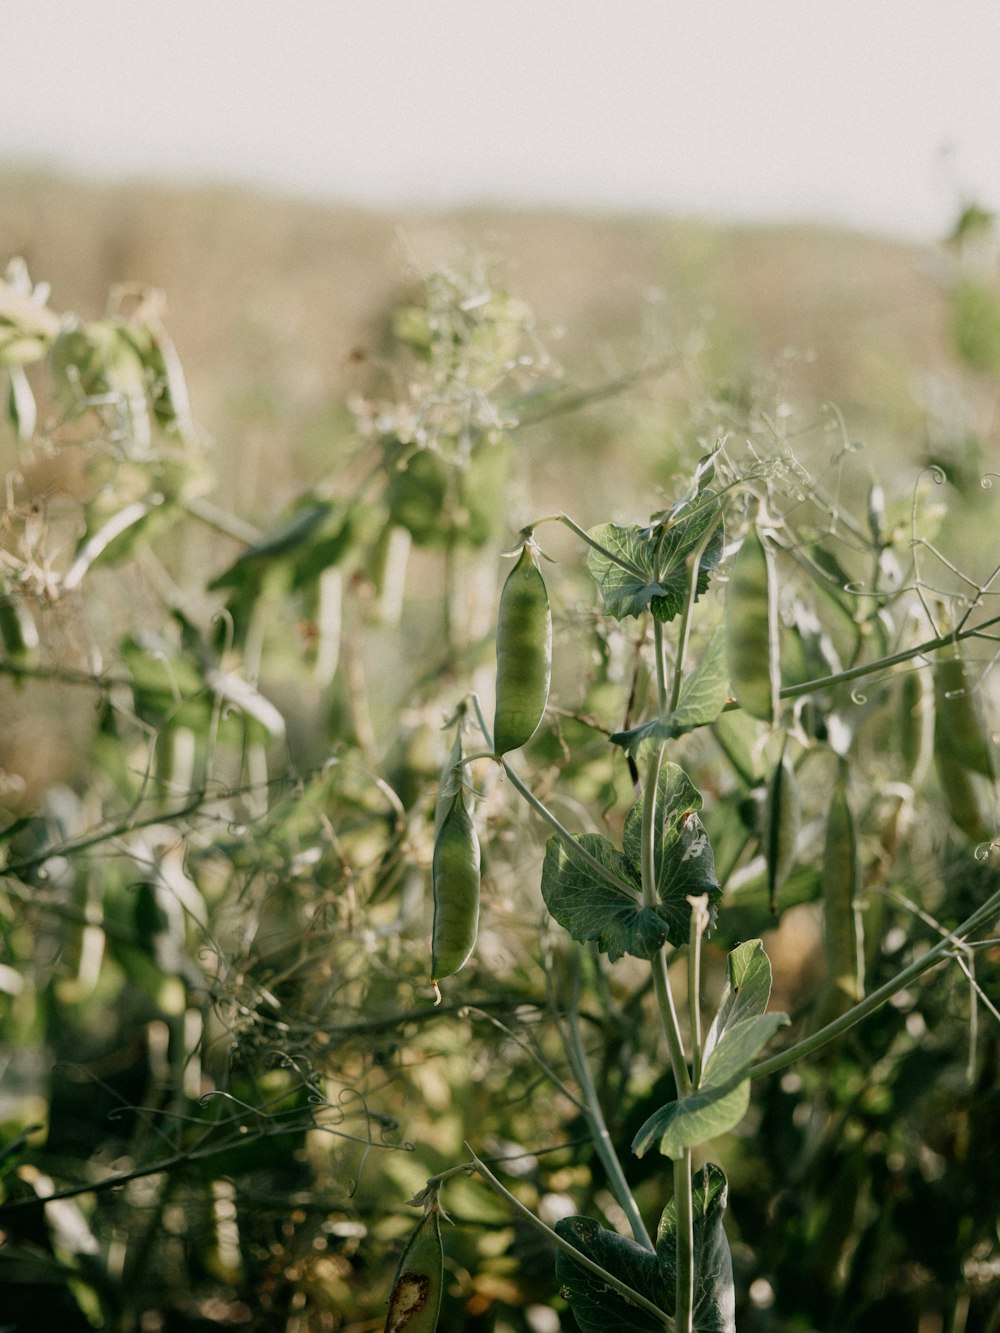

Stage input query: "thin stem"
[
  {"left": 565, "top": 1000, "right": 653, "bottom": 1250},
  {"left": 673, "top": 1150, "right": 695, "bottom": 1333},
  {"left": 748, "top": 611, "right": 1000, "bottom": 709},
  {"left": 751, "top": 885, "right": 1000, "bottom": 1081},
  {"left": 641, "top": 740, "right": 692, "bottom": 1097},
  {"left": 652, "top": 951, "right": 692, "bottom": 1098},
  {"left": 669, "top": 511, "right": 725, "bottom": 715},
  {"left": 501, "top": 759, "right": 638, "bottom": 897},
  {"left": 654, "top": 620, "right": 669, "bottom": 714},
  {"left": 468, "top": 1149, "right": 674, "bottom": 1329}
]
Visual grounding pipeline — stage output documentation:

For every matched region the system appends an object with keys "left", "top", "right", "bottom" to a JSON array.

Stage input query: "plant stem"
[
  {"left": 566, "top": 1002, "right": 653, "bottom": 1250},
  {"left": 669, "top": 511, "right": 725, "bottom": 715},
  {"left": 468, "top": 1148, "right": 674, "bottom": 1329},
  {"left": 758, "top": 611, "right": 1000, "bottom": 708},
  {"left": 500, "top": 758, "right": 638, "bottom": 896},
  {"left": 751, "top": 885, "right": 1000, "bottom": 1081},
  {"left": 673, "top": 1150, "right": 695, "bottom": 1333}
]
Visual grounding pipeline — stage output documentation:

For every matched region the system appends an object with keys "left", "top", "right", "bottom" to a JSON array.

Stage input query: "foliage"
[{"left": 0, "top": 210, "right": 999, "bottom": 1333}]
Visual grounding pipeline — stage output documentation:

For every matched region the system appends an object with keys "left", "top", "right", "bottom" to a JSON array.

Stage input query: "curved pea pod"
[
  {"left": 815, "top": 773, "right": 861, "bottom": 1027},
  {"left": 763, "top": 741, "right": 800, "bottom": 915},
  {"left": 725, "top": 522, "right": 779, "bottom": 723},
  {"left": 492, "top": 543, "right": 552, "bottom": 756},
  {"left": 384, "top": 1205, "right": 444, "bottom": 1333},
  {"left": 431, "top": 786, "right": 480, "bottom": 984},
  {"left": 933, "top": 649, "right": 994, "bottom": 779}
]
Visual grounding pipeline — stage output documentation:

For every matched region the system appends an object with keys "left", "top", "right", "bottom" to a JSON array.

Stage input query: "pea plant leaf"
[
  {"left": 703, "top": 939, "right": 775, "bottom": 1059},
  {"left": 656, "top": 1163, "right": 736, "bottom": 1333},
  {"left": 554, "top": 1216, "right": 669, "bottom": 1332},
  {"left": 540, "top": 834, "right": 667, "bottom": 963},
  {"left": 610, "top": 630, "right": 729, "bottom": 759},
  {"left": 633, "top": 1011, "right": 788, "bottom": 1159},
  {"left": 587, "top": 492, "right": 724, "bottom": 624},
  {"left": 633, "top": 941, "right": 788, "bottom": 1159},
  {"left": 541, "top": 763, "right": 721, "bottom": 961},
  {"left": 621, "top": 764, "right": 722, "bottom": 934}
]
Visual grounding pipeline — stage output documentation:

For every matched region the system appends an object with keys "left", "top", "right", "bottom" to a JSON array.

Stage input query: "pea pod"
[
  {"left": 898, "top": 667, "right": 933, "bottom": 785},
  {"left": 492, "top": 542, "right": 552, "bottom": 757},
  {"left": 815, "top": 772, "right": 860, "bottom": 1027},
  {"left": 431, "top": 782, "right": 480, "bottom": 984},
  {"left": 726, "top": 521, "right": 779, "bottom": 723},
  {"left": 763, "top": 741, "right": 799, "bottom": 915},
  {"left": 934, "top": 649, "right": 994, "bottom": 778},
  {"left": 384, "top": 1205, "right": 444, "bottom": 1333}
]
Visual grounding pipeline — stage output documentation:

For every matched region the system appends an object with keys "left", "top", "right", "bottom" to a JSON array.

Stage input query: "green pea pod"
[
  {"left": 898, "top": 668, "right": 933, "bottom": 785},
  {"left": 384, "top": 1206, "right": 444, "bottom": 1332},
  {"left": 934, "top": 746, "right": 991, "bottom": 844},
  {"left": 726, "top": 522, "right": 779, "bottom": 723},
  {"left": 816, "top": 773, "right": 860, "bottom": 1026},
  {"left": 763, "top": 741, "right": 800, "bottom": 915},
  {"left": 431, "top": 787, "right": 480, "bottom": 984},
  {"left": 934, "top": 649, "right": 994, "bottom": 779},
  {"left": 492, "top": 543, "right": 552, "bottom": 757}
]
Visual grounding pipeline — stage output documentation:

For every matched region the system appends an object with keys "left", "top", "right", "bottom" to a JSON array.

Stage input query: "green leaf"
[
  {"left": 633, "top": 988, "right": 788, "bottom": 1160},
  {"left": 621, "top": 765, "right": 722, "bottom": 935},
  {"left": 611, "top": 630, "right": 729, "bottom": 759},
  {"left": 208, "top": 499, "right": 333, "bottom": 589},
  {"left": 587, "top": 493, "right": 723, "bottom": 624},
  {"left": 541, "top": 764, "right": 721, "bottom": 960},
  {"left": 703, "top": 939, "right": 774, "bottom": 1061},
  {"left": 540, "top": 833, "right": 666, "bottom": 962},
  {"left": 656, "top": 1164, "right": 736, "bottom": 1332},
  {"left": 555, "top": 1217, "right": 668, "bottom": 1332},
  {"left": 632, "top": 1016, "right": 787, "bottom": 1159}
]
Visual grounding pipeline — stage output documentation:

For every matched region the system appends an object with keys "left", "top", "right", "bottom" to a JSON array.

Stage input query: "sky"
[{"left": 3, "top": 0, "right": 1000, "bottom": 242}]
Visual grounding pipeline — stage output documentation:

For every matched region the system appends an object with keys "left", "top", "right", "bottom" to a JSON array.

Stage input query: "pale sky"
[{"left": 3, "top": 0, "right": 1000, "bottom": 241}]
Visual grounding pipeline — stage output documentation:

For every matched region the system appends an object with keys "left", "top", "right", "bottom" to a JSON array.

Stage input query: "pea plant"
[
  {"left": 388, "top": 437, "right": 1000, "bottom": 1331},
  {"left": 2, "top": 240, "right": 999, "bottom": 1331}
]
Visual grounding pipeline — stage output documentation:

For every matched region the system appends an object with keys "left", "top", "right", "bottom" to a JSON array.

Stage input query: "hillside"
[{"left": 1, "top": 170, "right": 956, "bottom": 518}]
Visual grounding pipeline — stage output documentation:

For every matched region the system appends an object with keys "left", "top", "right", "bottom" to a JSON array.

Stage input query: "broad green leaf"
[
  {"left": 541, "top": 764, "right": 720, "bottom": 959},
  {"left": 540, "top": 834, "right": 666, "bottom": 962},
  {"left": 702, "top": 939, "right": 774, "bottom": 1063},
  {"left": 621, "top": 765, "right": 722, "bottom": 934},
  {"left": 633, "top": 1012, "right": 788, "bottom": 1158},
  {"left": 587, "top": 493, "right": 723, "bottom": 624},
  {"left": 611, "top": 631, "right": 729, "bottom": 759},
  {"left": 656, "top": 1163, "right": 736, "bottom": 1333},
  {"left": 555, "top": 1216, "right": 668, "bottom": 1332}
]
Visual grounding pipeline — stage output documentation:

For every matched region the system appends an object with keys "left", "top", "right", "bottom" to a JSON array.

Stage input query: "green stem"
[
  {"left": 673, "top": 1150, "right": 695, "bottom": 1333},
  {"left": 669, "top": 511, "right": 725, "bottom": 715},
  {"left": 468, "top": 1149, "right": 674, "bottom": 1329},
  {"left": 653, "top": 950, "right": 692, "bottom": 1097},
  {"left": 529, "top": 512, "right": 649, "bottom": 579},
  {"left": 501, "top": 758, "right": 638, "bottom": 897},
  {"left": 752, "top": 611, "right": 1000, "bottom": 708},
  {"left": 641, "top": 741, "right": 691, "bottom": 1097},
  {"left": 566, "top": 1002, "right": 653, "bottom": 1250},
  {"left": 752, "top": 885, "right": 1000, "bottom": 1081}
]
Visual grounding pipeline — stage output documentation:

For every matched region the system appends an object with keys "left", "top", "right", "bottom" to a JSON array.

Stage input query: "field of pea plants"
[{"left": 1, "top": 174, "right": 999, "bottom": 1332}]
